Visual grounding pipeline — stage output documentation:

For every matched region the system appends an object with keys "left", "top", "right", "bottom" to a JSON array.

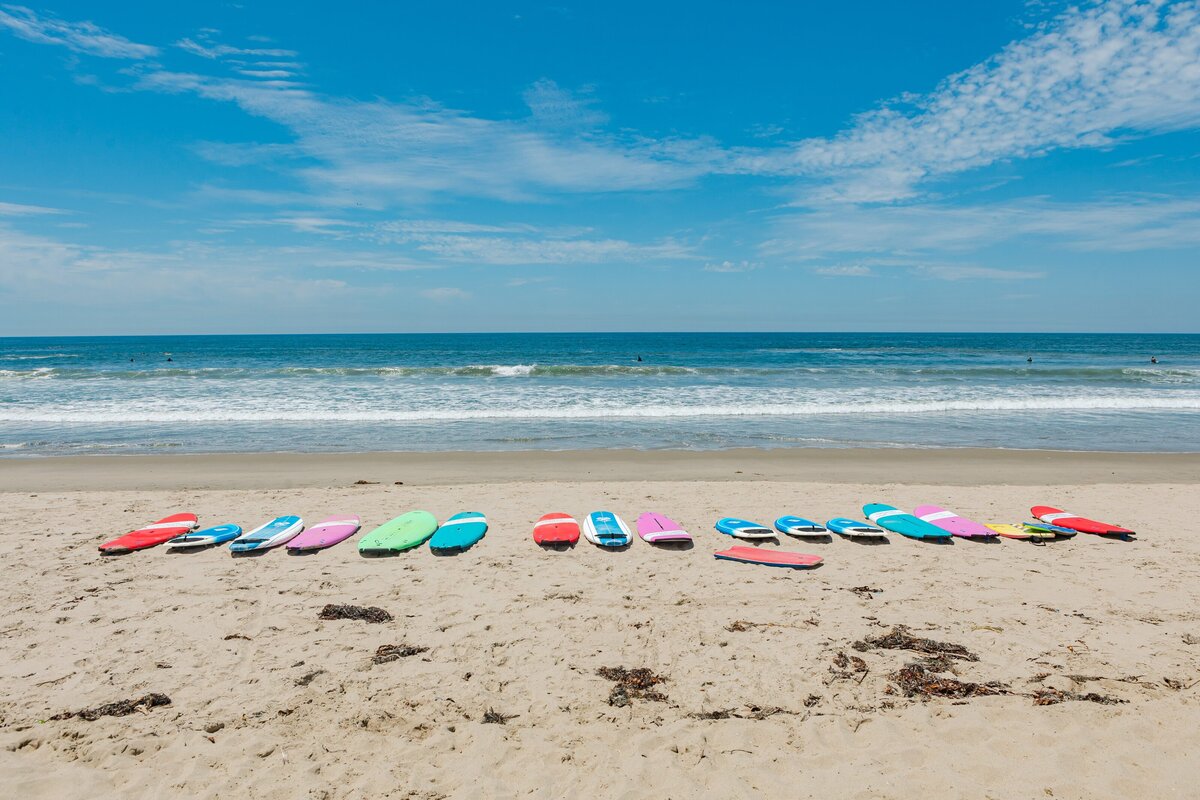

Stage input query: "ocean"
[{"left": 2, "top": 332, "right": 1198, "bottom": 455}]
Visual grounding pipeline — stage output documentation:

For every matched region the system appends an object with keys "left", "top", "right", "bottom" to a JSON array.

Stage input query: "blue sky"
[{"left": 1, "top": 0, "right": 1198, "bottom": 334}]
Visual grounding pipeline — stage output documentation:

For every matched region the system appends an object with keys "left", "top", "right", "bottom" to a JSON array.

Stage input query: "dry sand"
[{"left": 1, "top": 448, "right": 1199, "bottom": 798}]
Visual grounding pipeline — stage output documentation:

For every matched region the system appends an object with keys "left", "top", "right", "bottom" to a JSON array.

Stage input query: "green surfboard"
[{"left": 358, "top": 511, "right": 439, "bottom": 554}]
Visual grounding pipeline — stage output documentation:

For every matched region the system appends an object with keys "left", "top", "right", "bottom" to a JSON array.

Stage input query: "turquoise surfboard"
[
  {"left": 429, "top": 512, "right": 488, "bottom": 552},
  {"left": 862, "top": 503, "right": 951, "bottom": 540}
]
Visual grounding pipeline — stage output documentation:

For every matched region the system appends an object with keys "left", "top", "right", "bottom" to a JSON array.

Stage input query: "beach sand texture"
[{"left": 2, "top": 449, "right": 1199, "bottom": 798}]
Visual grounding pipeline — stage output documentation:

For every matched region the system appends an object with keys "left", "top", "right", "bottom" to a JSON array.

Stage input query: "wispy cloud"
[
  {"left": 420, "top": 286, "right": 469, "bottom": 301},
  {"left": 523, "top": 79, "right": 608, "bottom": 129},
  {"left": 760, "top": 0, "right": 1200, "bottom": 204},
  {"left": 703, "top": 260, "right": 758, "bottom": 273},
  {"left": 914, "top": 264, "right": 1044, "bottom": 281},
  {"left": 507, "top": 276, "right": 552, "bottom": 287},
  {"left": 0, "top": 5, "right": 158, "bottom": 58},
  {"left": 13, "top": 1, "right": 1198, "bottom": 214},
  {"left": 376, "top": 219, "right": 539, "bottom": 236},
  {"left": 0, "top": 200, "right": 62, "bottom": 216},
  {"left": 767, "top": 194, "right": 1200, "bottom": 258},
  {"left": 175, "top": 37, "right": 297, "bottom": 60},
  {"left": 406, "top": 233, "right": 691, "bottom": 265},
  {"left": 814, "top": 264, "right": 873, "bottom": 277},
  {"left": 365, "top": 218, "right": 692, "bottom": 265},
  {"left": 133, "top": 66, "right": 719, "bottom": 204}
]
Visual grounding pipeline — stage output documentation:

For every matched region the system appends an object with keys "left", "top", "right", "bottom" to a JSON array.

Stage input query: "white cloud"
[
  {"left": 409, "top": 233, "right": 691, "bottom": 265},
  {"left": 807, "top": 259, "right": 1038, "bottom": 280},
  {"left": 175, "top": 37, "right": 297, "bottom": 60},
  {"left": 227, "top": 215, "right": 359, "bottom": 234},
  {"left": 236, "top": 69, "right": 295, "bottom": 80},
  {"left": 156, "top": 1, "right": 1200, "bottom": 210},
  {"left": 305, "top": 253, "right": 435, "bottom": 272},
  {"left": 758, "top": 0, "right": 1200, "bottom": 203},
  {"left": 0, "top": 222, "right": 435, "bottom": 302},
  {"left": 132, "top": 67, "right": 720, "bottom": 203},
  {"left": 767, "top": 194, "right": 1200, "bottom": 258},
  {"left": 420, "top": 287, "right": 469, "bottom": 301},
  {"left": 0, "top": 201, "right": 62, "bottom": 216},
  {"left": 523, "top": 78, "right": 608, "bottom": 128},
  {"left": 0, "top": 5, "right": 158, "bottom": 58},
  {"left": 376, "top": 219, "right": 538, "bottom": 236},
  {"left": 814, "top": 264, "right": 873, "bottom": 277},
  {"left": 914, "top": 264, "right": 1044, "bottom": 281},
  {"left": 362, "top": 218, "right": 693, "bottom": 265},
  {"left": 8, "top": 1, "right": 1200, "bottom": 213},
  {"left": 703, "top": 260, "right": 758, "bottom": 273}
]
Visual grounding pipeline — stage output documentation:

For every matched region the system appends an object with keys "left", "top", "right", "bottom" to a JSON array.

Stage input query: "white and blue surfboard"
[
  {"left": 714, "top": 517, "right": 775, "bottom": 539},
  {"left": 583, "top": 511, "right": 632, "bottom": 547},
  {"left": 774, "top": 515, "right": 827, "bottom": 536},
  {"left": 230, "top": 515, "right": 304, "bottom": 553},
  {"left": 165, "top": 523, "right": 242, "bottom": 549},
  {"left": 826, "top": 517, "right": 887, "bottom": 538}
]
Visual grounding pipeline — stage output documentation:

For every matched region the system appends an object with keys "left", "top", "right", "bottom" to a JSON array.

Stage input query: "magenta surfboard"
[
  {"left": 636, "top": 512, "right": 691, "bottom": 543},
  {"left": 913, "top": 506, "right": 997, "bottom": 539},
  {"left": 286, "top": 514, "right": 361, "bottom": 552}
]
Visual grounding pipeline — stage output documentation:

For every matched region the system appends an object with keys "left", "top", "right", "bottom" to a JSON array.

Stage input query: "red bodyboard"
[
  {"left": 1031, "top": 506, "right": 1134, "bottom": 535},
  {"left": 99, "top": 513, "right": 198, "bottom": 553},
  {"left": 713, "top": 545, "right": 822, "bottom": 568},
  {"left": 533, "top": 513, "right": 580, "bottom": 544}
]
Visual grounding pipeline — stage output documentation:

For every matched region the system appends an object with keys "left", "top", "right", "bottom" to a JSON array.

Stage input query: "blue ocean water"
[{"left": 2, "top": 332, "right": 1198, "bottom": 455}]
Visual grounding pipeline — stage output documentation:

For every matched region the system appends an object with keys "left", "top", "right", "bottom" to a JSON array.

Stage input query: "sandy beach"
[{"left": 2, "top": 448, "right": 1199, "bottom": 798}]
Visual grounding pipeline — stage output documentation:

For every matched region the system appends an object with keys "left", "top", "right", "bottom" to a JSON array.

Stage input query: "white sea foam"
[
  {"left": 5, "top": 395, "right": 1199, "bottom": 423},
  {"left": 489, "top": 364, "right": 537, "bottom": 377},
  {"left": 1, "top": 353, "right": 79, "bottom": 360}
]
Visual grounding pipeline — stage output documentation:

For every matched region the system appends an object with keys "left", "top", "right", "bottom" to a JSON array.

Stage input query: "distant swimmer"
[
  {"left": 1027, "top": 356, "right": 1033, "bottom": 363},
  {"left": 1151, "top": 356, "right": 1158, "bottom": 364},
  {"left": 637, "top": 355, "right": 643, "bottom": 362},
  {"left": 167, "top": 356, "right": 173, "bottom": 362}
]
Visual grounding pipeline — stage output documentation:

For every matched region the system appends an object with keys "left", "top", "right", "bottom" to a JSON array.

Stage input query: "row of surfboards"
[
  {"left": 97, "top": 504, "right": 1133, "bottom": 560},
  {"left": 97, "top": 511, "right": 487, "bottom": 555}
]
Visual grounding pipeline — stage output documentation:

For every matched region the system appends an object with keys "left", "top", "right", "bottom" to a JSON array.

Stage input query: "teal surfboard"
[
  {"left": 429, "top": 512, "right": 487, "bottom": 553},
  {"left": 358, "top": 511, "right": 438, "bottom": 554},
  {"left": 862, "top": 503, "right": 951, "bottom": 540}
]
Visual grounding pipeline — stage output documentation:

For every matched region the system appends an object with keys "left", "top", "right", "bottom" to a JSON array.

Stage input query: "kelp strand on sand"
[
  {"left": 888, "top": 663, "right": 1008, "bottom": 699},
  {"left": 853, "top": 625, "right": 979, "bottom": 661},
  {"left": 51, "top": 693, "right": 172, "bottom": 721},
  {"left": 373, "top": 643, "right": 429, "bottom": 664},
  {"left": 597, "top": 666, "right": 668, "bottom": 706},
  {"left": 318, "top": 604, "right": 392, "bottom": 623}
]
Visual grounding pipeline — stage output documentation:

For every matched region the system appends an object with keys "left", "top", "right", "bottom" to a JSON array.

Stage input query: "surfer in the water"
[
  {"left": 1027, "top": 356, "right": 1033, "bottom": 363},
  {"left": 1151, "top": 356, "right": 1158, "bottom": 364},
  {"left": 636, "top": 355, "right": 642, "bottom": 362}
]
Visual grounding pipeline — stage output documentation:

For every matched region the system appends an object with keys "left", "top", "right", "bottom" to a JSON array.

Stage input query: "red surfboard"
[
  {"left": 713, "top": 545, "right": 822, "bottom": 569},
  {"left": 1031, "top": 506, "right": 1134, "bottom": 535},
  {"left": 99, "top": 513, "right": 198, "bottom": 554},
  {"left": 533, "top": 513, "right": 580, "bottom": 544}
]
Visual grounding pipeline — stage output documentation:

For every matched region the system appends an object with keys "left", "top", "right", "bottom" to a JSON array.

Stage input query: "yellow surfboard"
[{"left": 986, "top": 523, "right": 1052, "bottom": 540}]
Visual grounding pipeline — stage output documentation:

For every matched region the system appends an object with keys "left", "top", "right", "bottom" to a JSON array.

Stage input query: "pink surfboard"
[
  {"left": 913, "top": 506, "right": 997, "bottom": 538},
  {"left": 636, "top": 512, "right": 691, "bottom": 543},
  {"left": 287, "top": 514, "right": 361, "bottom": 552},
  {"left": 713, "top": 546, "right": 822, "bottom": 569}
]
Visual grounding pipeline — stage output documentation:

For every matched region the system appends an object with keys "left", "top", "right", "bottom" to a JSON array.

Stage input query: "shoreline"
[{"left": 3, "top": 447, "right": 1199, "bottom": 491}]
